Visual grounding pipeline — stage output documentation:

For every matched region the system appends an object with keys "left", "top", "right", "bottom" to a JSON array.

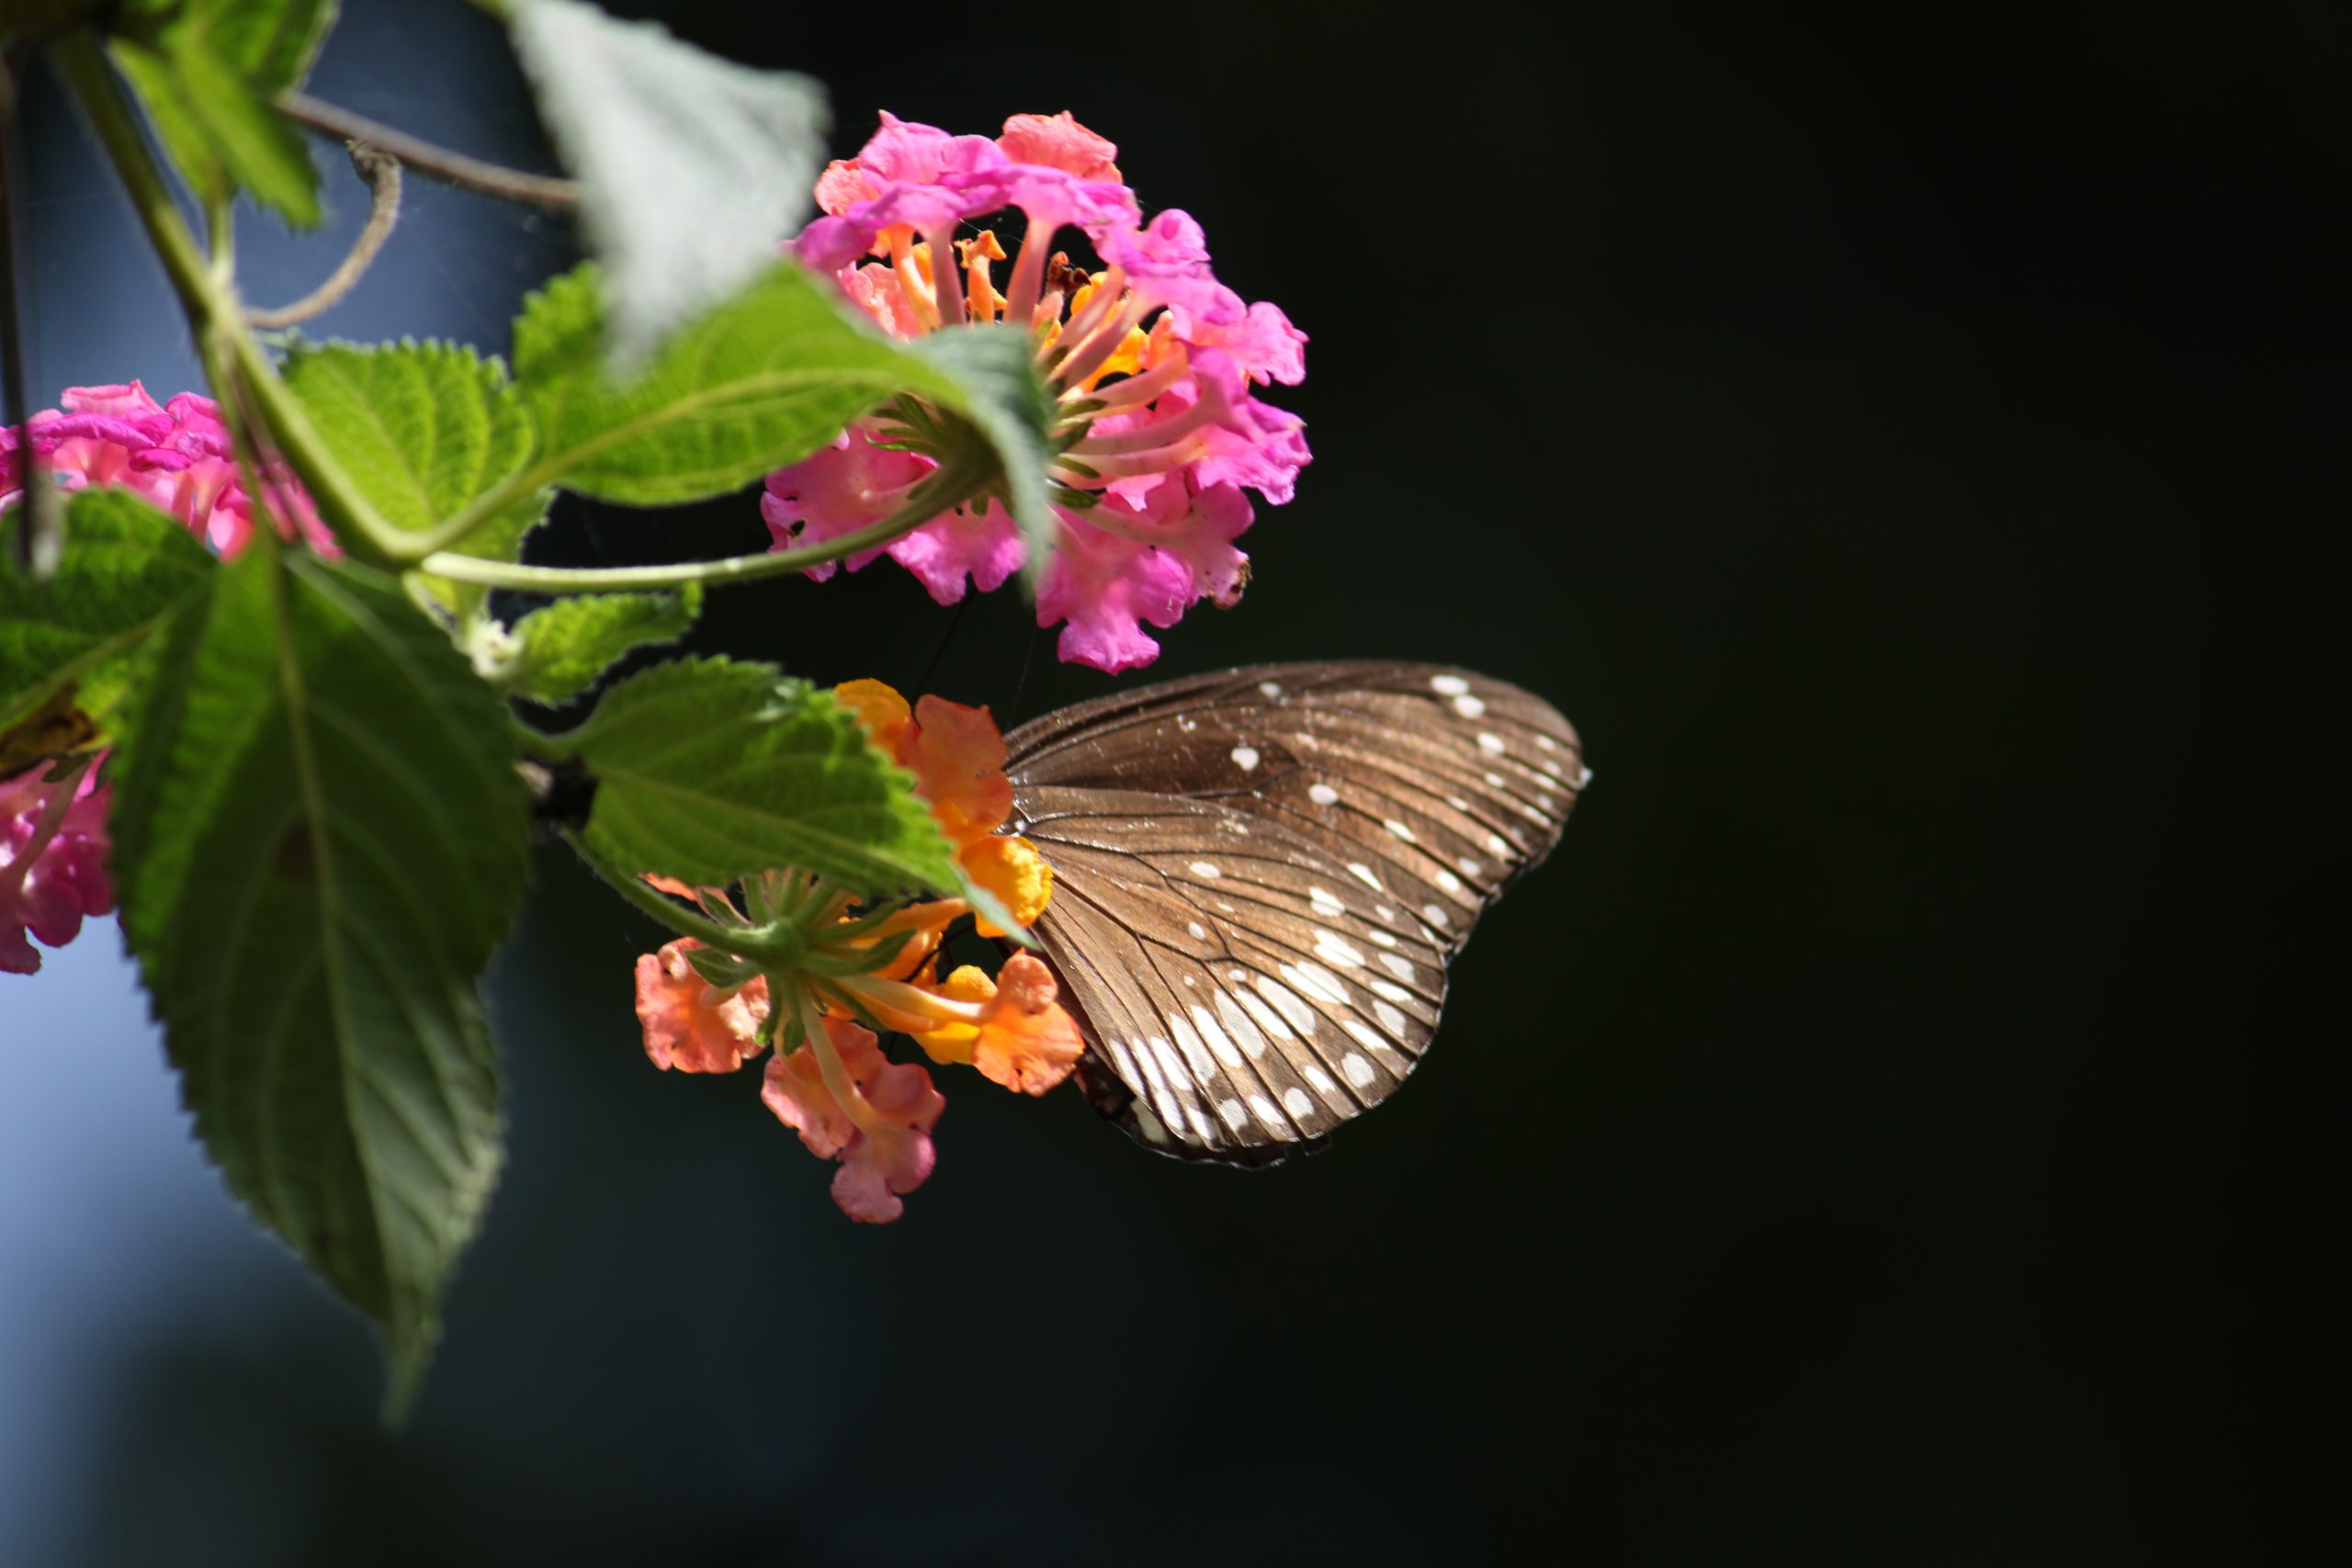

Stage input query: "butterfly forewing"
[{"left": 1002, "top": 661, "right": 1583, "bottom": 1164}]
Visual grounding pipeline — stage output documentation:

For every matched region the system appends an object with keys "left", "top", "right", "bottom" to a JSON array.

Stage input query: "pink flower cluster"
[
  {"left": 1, "top": 761, "right": 112, "bottom": 976},
  {"left": 3, "top": 382, "right": 330, "bottom": 975},
  {"left": 634, "top": 941, "right": 944, "bottom": 1224},
  {"left": 767, "top": 112, "right": 1309, "bottom": 672},
  {"left": 0, "top": 381, "right": 332, "bottom": 558}
]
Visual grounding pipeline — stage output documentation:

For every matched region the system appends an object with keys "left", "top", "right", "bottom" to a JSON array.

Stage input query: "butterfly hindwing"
[
  {"left": 1016, "top": 787, "right": 1447, "bottom": 1162},
  {"left": 1002, "top": 661, "right": 1583, "bottom": 1164}
]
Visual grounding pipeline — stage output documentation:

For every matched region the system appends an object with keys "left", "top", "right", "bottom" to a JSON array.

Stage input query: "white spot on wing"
[
  {"left": 1135, "top": 1105, "right": 1171, "bottom": 1144},
  {"left": 1368, "top": 978, "right": 1413, "bottom": 1006},
  {"left": 1422, "top": 903, "right": 1452, "bottom": 928},
  {"left": 1217, "top": 1097, "right": 1249, "bottom": 1130},
  {"left": 1384, "top": 819, "right": 1418, "bottom": 844},
  {"left": 1216, "top": 989, "right": 1272, "bottom": 1058},
  {"left": 1255, "top": 976, "right": 1318, "bottom": 1035},
  {"left": 1368, "top": 928, "right": 1398, "bottom": 948},
  {"left": 1172, "top": 1016, "right": 1216, "bottom": 1081},
  {"left": 1350, "top": 863, "right": 1385, "bottom": 890},
  {"left": 1343, "top": 1054, "right": 1377, "bottom": 1088},
  {"left": 1313, "top": 930, "right": 1366, "bottom": 968},
  {"left": 1308, "top": 886, "right": 1346, "bottom": 918},
  {"left": 1303, "top": 1063, "right": 1337, "bottom": 1094},
  {"left": 1434, "top": 869, "right": 1462, "bottom": 894},
  {"left": 1148, "top": 1036, "right": 1187, "bottom": 1090},
  {"left": 1478, "top": 733, "right": 1506, "bottom": 756},
  {"left": 1191, "top": 1004, "right": 1243, "bottom": 1068},
  {"left": 1430, "top": 674, "right": 1470, "bottom": 696},
  {"left": 1235, "top": 986, "right": 1295, "bottom": 1043},
  {"left": 1259, "top": 680, "right": 1282, "bottom": 697},
  {"left": 1343, "top": 1018, "right": 1386, "bottom": 1055},
  {"left": 1374, "top": 999, "right": 1408, "bottom": 1036},
  {"left": 1308, "top": 783, "right": 1340, "bottom": 807},
  {"left": 1458, "top": 857, "right": 1483, "bottom": 878},
  {"left": 1190, "top": 861, "right": 1221, "bottom": 878},
  {"left": 1283, "top": 1087, "right": 1316, "bottom": 1117},
  {"left": 1249, "top": 1095, "right": 1285, "bottom": 1130},
  {"left": 1378, "top": 952, "right": 1416, "bottom": 981},
  {"left": 1186, "top": 1104, "right": 1216, "bottom": 1142},
  {"left": 1285, "top": 961, "right": 1350, "bottom": 1004},
  {"left": 1230, "top": 744, "right": 1260, "bottom": 772},
  {"left": 1452, "top": 694, "right": 1487, "bottom": 718},
  {"left": 1486, "top": 832, "right": 1510, "bottom": 856}
]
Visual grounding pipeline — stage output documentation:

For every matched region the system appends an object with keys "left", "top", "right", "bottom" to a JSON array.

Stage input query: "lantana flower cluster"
[
  {"left": 766, "top": 111, "right": 1309, "bottom": 673},
  {"left": 1, "top": 380, "right": 333, "bottom": 558},
  {"left": 630, "top": 682, "right": 1083, "bottom": 1222},
  {"left": 2, "top": 383, "right": 327, "bottom": 973}
]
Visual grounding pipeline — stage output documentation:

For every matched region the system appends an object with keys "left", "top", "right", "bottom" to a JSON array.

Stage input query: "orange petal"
[
  {"left": 834, "top": 679, "right": 913, "bottom": 760},
  {"left": 961, "top": 833, "right": 1053, "bottom": 937},
  {"left": 909, "top": 694, "right": 1013, "bottom": 840},
  {"left": 969, "top": 954, "right": 1086, "bottom": 1096},
  {"left": 634, "top": 940, "right": 769, "bottom": 1074},
  {"left": 905, "top": 964, "right": 989, "bottom": 1066}
]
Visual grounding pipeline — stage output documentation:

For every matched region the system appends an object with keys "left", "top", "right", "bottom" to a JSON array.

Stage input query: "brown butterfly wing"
[{"left": 1002, "top": 661, "right": 1585, "bottom": 1164}]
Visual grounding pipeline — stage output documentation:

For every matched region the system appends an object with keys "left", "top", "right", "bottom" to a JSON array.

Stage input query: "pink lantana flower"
[
  {"left": 1, "top": 381, "right": 334, "bottom": 558},
  {"left": 760, "top": 1015, "right": 944, "bottom": 1224},
  {"left": 1, "top": 759, "right": 113, "bottom": 976},
  {"left": 766, "top": 111, "right": 1309, "bottom": 672},
  {"left": 1, "top": 383, "right": 335, "bottom": 977},
  {"left": 634, "top": 939, "right": 772, "bottom": 1073}
]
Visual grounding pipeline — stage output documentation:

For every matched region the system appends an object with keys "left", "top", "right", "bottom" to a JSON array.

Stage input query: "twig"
[
  {"left": 275, "top": 91, "right": 578, "bottom": 210},
  {"left": 247, "top": 141, "right": 403, "bottom": 329},
  {"left": 0, "top": 51, "right": 61, "bottom": 577}
]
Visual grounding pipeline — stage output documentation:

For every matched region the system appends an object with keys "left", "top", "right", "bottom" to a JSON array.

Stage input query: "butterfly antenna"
[
  {"left": 1007, "top": 620, "right": 1041, "bottom": 719},
  {"left": 911, "top": 591, "right": 973, "bottom": 698}
]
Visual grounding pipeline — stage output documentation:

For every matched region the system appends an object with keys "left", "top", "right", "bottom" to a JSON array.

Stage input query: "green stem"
[
  {"left": 54, "top": 34, "right": 410, "bottom": 570},
  {"left": 568, "top": 830, "right": 812, "bottom": 967},
  {"left": 420, "top": 459, "right": 992, "bottom": 594}
]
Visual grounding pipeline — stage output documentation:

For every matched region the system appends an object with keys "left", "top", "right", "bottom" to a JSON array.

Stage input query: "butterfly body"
[{"left": 1001, "top": 661, "right": 1584, "bottom": 1165}]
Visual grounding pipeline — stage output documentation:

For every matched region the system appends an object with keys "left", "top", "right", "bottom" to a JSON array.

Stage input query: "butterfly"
[{"left": 1000, "top": 660, "right": 1585, "bottom": 1165}]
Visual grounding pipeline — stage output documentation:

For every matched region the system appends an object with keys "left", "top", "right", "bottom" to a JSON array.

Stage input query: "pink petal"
[{"left": 998, "top": 112, "right": 1121, "bottom": 180}]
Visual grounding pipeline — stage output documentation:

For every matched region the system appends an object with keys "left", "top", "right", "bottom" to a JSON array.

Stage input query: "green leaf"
[
  {"left": 513, "top": 260, "right": 977, "bottom": 505},
  {"left": 196, "top": 0, "right": 339, "bottom": 94},
  {"left": 0, "top": 489, "right": 218, "bottom": 742},
  {"left": 909, "top": 326, "right": 1057, "bottom": 591},
  {"left": 505, "top": 0, "right": 824, "bottom": 367},
  {"left": 280, "top": 339, "right": 548, "bottom": 615},
  {"left": 487, "top": 583, "right": 703, "bottom": 705},
  {"left": 561, "top": 656, "right": 960, "bottom": 896},
  {"left": 108, "top": 550, "right": 529, "bottom": 1412},
  {"left": 111, "top": 17, "right": 322, "bottom": 225},
  {"left": 116, "top": 0, "right": 339, "bottom": 88}
]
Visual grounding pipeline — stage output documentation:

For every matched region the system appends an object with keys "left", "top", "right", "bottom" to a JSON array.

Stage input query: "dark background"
[{"left": 3, "top": 1, "right": 2342, "bottom": 1562}]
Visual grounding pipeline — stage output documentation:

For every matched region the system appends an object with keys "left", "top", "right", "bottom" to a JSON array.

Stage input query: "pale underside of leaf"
[{"left": 507, "top": 0, "right": 825, "bottom": 368}]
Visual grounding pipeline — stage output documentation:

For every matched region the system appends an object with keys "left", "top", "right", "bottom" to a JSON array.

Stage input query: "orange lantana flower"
[
  {"left": 834, "top": 679, "right": 1053, "bottom": 936},
  {"left": 621, "top": 679, "right": 1090, "bottom": 1224},
  {"left": 904, "top": 953, "right": 1086, "bottom": 1095}
]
